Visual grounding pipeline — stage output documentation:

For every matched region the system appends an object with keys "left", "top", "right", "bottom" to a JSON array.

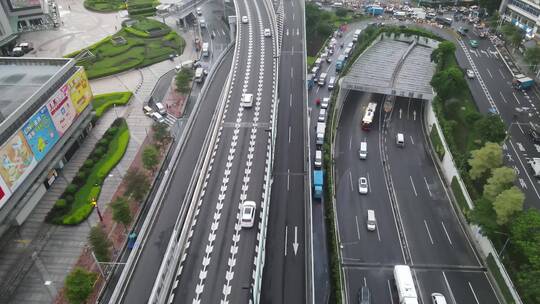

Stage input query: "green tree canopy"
[
  {"left": 483, "top": 166, "right": 516, "bottom": 201},
  {"left": 474, "top": 114, "right": 507, "bottom": 144},
  {"left": 124, "top": 168, "right": 150, "bottom": 201},
  {"left": 469, "top": 197, "right": 499, "bottom": 239},
  {"left": 524, "top": 44, "right": 540, "bottom": 71},
  {"left": 479, "top": 0, "right": 502, "bottom": 15},
  {"left": 142, "top": 145, "right": 159, "bottom": 172},
  {"left": 88, "top": 225, "right": 111, "bottom": 262},
  {"left": 430, "top": 66, "right": 467, "bottom": 101},
  {"left": 65, "top": 267, "right": 97, "bottom": 304},
  {"left": 430, "top": 41, "right": 456, "bottom": 68},
  {"left": 510, "top": 209, "right": 540, "bottom": 266},
  {"left": 175, "top": 68, "right": 194, "bottom": 94},
  {"left": 493, "top": 186, "right": 525, "bottom": 225},
  {"left": 335, "top": 8, "right": 348, "bottom": 17},
  {"left": 468, "top": 142, "right": 503, "bottom": 180},
  {"left": 111, "top": 196, "right": 133, "bottom": 231},
  {"left": 517, "top": 265, "right": 540, "bottom": 303},
  {"left": 152, "top": 122, "right": 169, "bottom": 146}
]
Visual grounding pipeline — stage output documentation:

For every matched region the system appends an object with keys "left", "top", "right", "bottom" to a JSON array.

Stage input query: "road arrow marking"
[
  {"left": 413, "top": 110, "right": 416, "bottom": 121},
  {"left": 293, "top": 226, "right": 299, "bottom": 255},
  {"left": 399, "top": 108, "right": 402, "bottom": 119}
]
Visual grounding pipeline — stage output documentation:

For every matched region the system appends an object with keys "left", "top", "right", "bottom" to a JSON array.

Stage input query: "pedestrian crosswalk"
[{"left": 164, "top": 113, "right": 177, "bottom": 126}]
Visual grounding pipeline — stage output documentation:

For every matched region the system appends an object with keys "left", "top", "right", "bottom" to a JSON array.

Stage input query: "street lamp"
[{"left": 91, "top": 198, "right": 104, "bottom": 222}]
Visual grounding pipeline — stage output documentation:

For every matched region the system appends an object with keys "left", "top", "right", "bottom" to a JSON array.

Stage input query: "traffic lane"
[
  {"left": 444, "top": 270, "right": 502, "bottom": 304},
  {"left": 343, "top": 267, "right": 394, "bottom": 304},
  {"left": 385, "top": 99, "right": 480, "bottom": 266},
  {"left": 120, "top": 50, "right": 233, "bottom": 303},
  {"left": 415, "top": 270, "right": 451, "bottom": 304}
]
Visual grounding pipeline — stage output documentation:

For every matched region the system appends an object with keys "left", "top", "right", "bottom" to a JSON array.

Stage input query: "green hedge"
[
  {"left": 429, "top": 126, "right": 445, "bottom": 160},
  {"left": 486, "top": 253, "right": 516, "bottom": 304},
  {"left": 83, "top": 0, "right": 125, "bottom": 12},
  {"left": 92, "top": 92, "right": 133, "bottom": 118},
  {"left": 451, "top": 176, "right": 470, "bottom": 214},
  {"left": 46, "top": 119, "right": 130, "bottom": 225},
  {"left": 124, "top": 26, "right": 151, "bottom": 38}
]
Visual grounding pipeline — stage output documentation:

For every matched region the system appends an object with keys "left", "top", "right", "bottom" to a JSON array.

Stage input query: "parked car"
[
  {"left": 529, "top": 127, "right": 540, "bottom": 143},
  {"left": 466, "top": 69, "right": 475, "bottom": 79}
]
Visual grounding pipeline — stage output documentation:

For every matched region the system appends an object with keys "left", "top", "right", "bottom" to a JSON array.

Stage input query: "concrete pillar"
[{"left": 228, "top": 16, "right": 236, "bottom": 42}]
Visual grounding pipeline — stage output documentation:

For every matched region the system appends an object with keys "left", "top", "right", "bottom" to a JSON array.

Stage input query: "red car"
[{"left": 315, "top": 98, "right": 321, "bottom": 106}]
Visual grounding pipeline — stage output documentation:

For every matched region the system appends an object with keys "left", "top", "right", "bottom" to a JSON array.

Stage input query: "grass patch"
[
  {"left": 127, "top": 0, "right": 159, "bottom": 17},
  {"left": 429, "top": 126, "right": 445, "bottom": 160},
  {"left": 84, "top": 0, "right": 126, "bottom": 12},
  {"left": 451, "top": 176, "right": 470, "bottom": 214},
  {"left": 307, "top": 56, "right": 316, "bottom": 69},
  {"left": 486, "top": 254, "right": 516, "bottom": 304},
  {"left": 92, "top": 92, "right": 133, "bottom": 118},
  {"left": 46, "top": 119, "right": 130, "bottom": 225},
  {"left": 66, "top": 18, "right": 184, "bottom": 79}
]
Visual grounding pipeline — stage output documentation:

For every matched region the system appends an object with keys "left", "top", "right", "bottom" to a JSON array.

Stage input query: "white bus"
[
  {"left": 394, "top": 265, "right": 419, "bottom": 304},
  {"left": 361, "top": 102, "right": 377, "bottom": 131}
]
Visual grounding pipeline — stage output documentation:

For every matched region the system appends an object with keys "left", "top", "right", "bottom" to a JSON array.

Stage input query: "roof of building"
[
  {"left": 0, "top": 57, "right": 72, "bottom": 125},
  {"left": 341, "top": 36, "right": 437, "bottom": 100}
]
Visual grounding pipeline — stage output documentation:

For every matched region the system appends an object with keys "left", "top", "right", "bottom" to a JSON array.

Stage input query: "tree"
[
  {"left": 65, "top": 267, "right": 97, "bottom": 304},
  {"left": 469, "top": 197, "right": 499, "bottom": 239},
  {"left": 468, "top": 142, "right": 503, "bottom": 180},
  {"left": 124, "top": 168, "right": 150, "bottom": 201},
  {"left": 430, "top": 67, "right": 467, "bottom": 101},
  {"left": 335, "top": 8, "right": 348, "bottom": 17},
  {"left": 152, "top": 121, "right": 169, "bottom": 146},
  {"left": 142, "top": 145, "right": 159, "bottom": 172},
  {"left": 479, "top": 0, "right": 502, "bottom": 15},
  {"left": 430, "top": 41, "right": 456, "bottom": 68},
  {"left": 524, "top": 44, "right": 540, "bottom": 71},
  {"left": 493, "top": 186, "right": 525, "bottom": 225},
  {"left": 510, "top": 209, "right": 540, "bottom": 265},
  {"left": 517, "top": 265, "right": 540, "bottom": 303},
  {"left": 111, "top": 196, "right": 132, "bottom": 232},
  {"left": 483, "top": 166, "right": 516, "bottom": 201},
  {"left": 316, "top": 22, "right": 333, "bottom": 37},
  {"left": 474, "top": 114, "right": 507, "bottom": 144},
  {"left": 175, "top": 68, "right": 194, "bottom": 94},
  {"left": 88, "top": 226, "right": 111, "bottom": 262}
]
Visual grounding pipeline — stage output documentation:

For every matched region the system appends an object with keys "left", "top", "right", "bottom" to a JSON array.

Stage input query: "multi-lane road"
[{"left": 261, "top": 0, "right": 309, "bottom": 302}]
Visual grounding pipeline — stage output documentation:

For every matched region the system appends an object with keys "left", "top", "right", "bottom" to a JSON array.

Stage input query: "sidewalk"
[{"left": 0, "top": 2, "right": 200, "bottom": 303}]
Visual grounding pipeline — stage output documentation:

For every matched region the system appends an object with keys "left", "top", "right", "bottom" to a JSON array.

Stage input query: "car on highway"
[
  {"left": 358, "top": 286, "right": 372, "bottom": 303},
  {"left": 242, "top": 16, "right": 249, "bottom": 24},
  {"left": 321, "top": 97, "right": 330, "bottom": 109},
  {"left": 466, "top": 69, "right": 475, "bottom": 79},
  {"left": 199, "top": 18, "right": 206, "bottom": 28},
  {"left": 528, "top": 127, "right": 540, "bottom": 143},
  {"left": 328, "top": 77, "right": 336, "bottom": 90},
  {"left": 469, "top": 39, "right": 479, "bottom": 48},
  {"left": 358, "top": 177, "right": 368, "bottom": 194},
  {"left": 457, "top": 27, "right": 468, "bottom": 36},
  {"left": 240, "top": 201, "right": 256, "bottom": 228},
  {"left": 196, "top": 7, "right": 202, "bottom": 15},
  {"left": 264, "top": 28, "right": 271, "bottom": 37},
  {"left": 366, "top": 210, "right": 376, "bottom": 231},
  {"left": 431, "top": 293, "right": 448, "bottom": 304},
  {"left": 318, "top": 109, "right": 327, "bottom": 123}
]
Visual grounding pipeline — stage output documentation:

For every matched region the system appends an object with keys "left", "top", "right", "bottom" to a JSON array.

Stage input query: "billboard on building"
[
  {"left": 67, "top": 69, "right": 93, "bottom": 113},
  {"left": 46, "top": 83, "right": 78, "bottom": 136},
  {"left": 0, "top": 176, "right": 12, "bottom": 207},
  {"left": 8, "top": 0, "right": 41, "bottom": 9},
  {"left": 0, "top": 131, "right": 37, "bottom": 191},
  {"left": 22, "top": 106, "right": 60, "bottom": 161}
]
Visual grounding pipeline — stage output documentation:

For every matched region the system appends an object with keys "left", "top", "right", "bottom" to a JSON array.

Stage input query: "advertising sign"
[
  {"left": 22, "top": 106, "right": 60, "bottom": 162},
  {"left": 67, "top": 69, "right": 93, "bottom": 113},
  {"left": 46, "top": 84, "right": 78, "bottom": 135},
  {"left": 0, "top": 131, "right": 37, "bottom": 190},
  {"left": 8, "top": 0, "right": 41, "bottom": 9},
  {"left": 0, "top": 176, "right": 12, "bottom": 207}
]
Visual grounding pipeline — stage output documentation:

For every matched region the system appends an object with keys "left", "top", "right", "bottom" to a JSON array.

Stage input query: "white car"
[
  {"left": 196, "top": 7, "right": 202, "bottom": 15},
  {"left": 466, "top": 69, "right": 475, "bottom": 79},
  {"left": 358, "top": 177, "right": 368, "bottom": 194},
  {"left": 264, "top": 28, "right": 271, "bottom": 37},
  {"left": 240, "top": 201, "right": 256, "bottom": 228},
  {"left": 320, "top": 97, "right": 330, "bottom": 109},
  {"left": 199, "top": 18, "right": 206, "bottom": 28},
  {"left": 242, "top": 16, "right": 249, "bottom": 24}
]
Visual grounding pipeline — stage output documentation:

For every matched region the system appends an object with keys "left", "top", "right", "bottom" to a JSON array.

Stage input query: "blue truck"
[
  {"left": 335, "top": 55, "right": 346, "bottom": 72},
  {"left": 313, "top": 170, "right": 324, "bottom": 199},
  {"left": 365, "top": 6, "right": 384, "bottom": 16},
  {"left": 513, "top": 75, "right": 534, "bottom": 90}
]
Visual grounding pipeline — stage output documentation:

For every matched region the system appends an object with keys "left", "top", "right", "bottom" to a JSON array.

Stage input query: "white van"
[
  {"left": 143, "top": 106, "right": 153, "bottom": 116},
  {"left": 241, "top": 93, "right": 254, "bottom": 108},
  {"left": 318, "top": 109, "right": 327, "bottom": 123},
  {"left": 352, "top": 29, "right": 362, "bottom": 42},
  {"left": 396, "top": 133, "right": 405, "bottom": 147},
  {"left": 155, "top": 102, "right": 166, "bottom": 115},
  {"left": 151, "top": 112, "right": 165, "bottom": 123},
  {"left": 318, "top": 73, "right": 327, "bottom": 86},
  {"left": 194, "top": 67, "right": 205, "bottom": 83},
  {"left": 359, "top": 141, "right": 367, "bottom": 159},
  {"left": 314, "top": 150, "right": 322, "bottom": 168},
  {"left": 367, "top": 209, "right": 376, "bottom": 231},
  {"left": 431, "top": 293, "right": 448, "bottom": 304},
  {"left": 328, "top": 76, "right": 336, "bottom": 90},
  {"left": 315, "top": 58, "right": 322, "bottom": 67}
]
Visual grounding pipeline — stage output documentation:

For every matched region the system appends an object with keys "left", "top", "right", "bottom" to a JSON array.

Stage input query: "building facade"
[
  {"left": 500, "top": 0, "right": 540, "bottom": 38},
  {"left": 0, "top": 57, "right": 94, "bottom": 237}
]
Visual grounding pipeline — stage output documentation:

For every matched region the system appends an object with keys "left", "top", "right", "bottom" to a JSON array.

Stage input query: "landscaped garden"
[
  {"left": 83, "top": 0, "right": 157, "bottom": 15},
  {"left": 46, "top": 118, "right": 130, "bottom": 225},
  {"left": 83, "top": 0, "right": 126, "bottom": 12},
  {"left": 66, "top": 18, "right": 185, "bottom": 79},
  {"left": 92, "top": 92, "right": 133, "bottom": 118},
  {"left": 127, "top": 0, "right": 160, "bottom": 17}
]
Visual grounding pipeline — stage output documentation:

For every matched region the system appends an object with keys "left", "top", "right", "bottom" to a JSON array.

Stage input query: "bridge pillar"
[{"left": 228, "top": 16, "right": 237, "bottom": 43}]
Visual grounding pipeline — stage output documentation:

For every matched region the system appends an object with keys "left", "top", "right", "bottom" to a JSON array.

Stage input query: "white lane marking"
[
  {"left": 290, "top": 93, "right": 292, "bottom": 107},
  {"left": 363, "top": 277, "right": 367, "bottom": 287},
  {"left": 349, "top": 137, "right": 352, "bottom": 150},
  {"left": 410, "top": 135, "right": 414, "bottom": 145},
  {"left": 288, "top": 125, "right": 291, "bottom": 143},
  {"left": 355, "top": 216, "right": 361, "bottom": 240},
  {"left": 376, "top": 222, "right": 381, "bottom": 242},
  {"left": 292, "top": 13, "right": 295, "bottom": 20},
  {"left": 387, "top": 280, "right": 395, "bottom": 304},
  {"left": 499, "top": 68, "right": 506, "bottom": 79},
  {"left": 349, "top": 171, "right": 353, "bottom": 192},
  {"left": 486, "top": 68, "right": 493, "bottom": 78},
  {"left": 284, "top": 226, "right": 288, "bottom": 256},
  {"left": 291, "top": 67, "right": 293, "bottom": 78},
  {"left": 424, "top": 177, "right": 432, "bottom": 197},
  {"left": 441, "top": 221, "right": 453, "bottom": 245},
  {"left": 367, "top": 172, "right": 372, "bottom": 192},
  {"left": 293, "top": 226, "right": 299, "bottom": 255},
  {"left": 443, "top": 271, "right": 458, "bottom": 304},
  {"left": 499, "top": 91, "right": 508, "bottom": 103},
  {"left": 287, "top": 169, "right": 290, "bottom": 191},
  {"left": 468, "top": 282, "right": 481, "bottom": 304},
  {"left": 410, "top": 176, "right": 418, "bottom": 196},
  {"left": 517, "top": 141, "right": 525, "bottom": 152},
  {"left": 512, "top": 92, "right": 521, "bottom": 105},
  {"left": 424, "top": 220, "right": 434, "bottom": 245},
  {"left": 517, "top": 123, "right": 524, "bottom": 134}
]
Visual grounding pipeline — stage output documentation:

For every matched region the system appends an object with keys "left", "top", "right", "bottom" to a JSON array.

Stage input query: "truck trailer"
[
  {"left": 530, "top": 158, "right": 540, "bottom": 178},
  {"left": 313, "top": 170, "right": 324, "bottom": 199},
  {"left": 335, "top": 55, "right": 346, "bottom": 72},
  {"left": 513, "top": 75, "right": 534, "bottom": 90},
  {"left": 394, "top": 265, "right": 419, "bottom": 304},
  {"left": 316, "top": 122, "right": 326, "bottom": 145}
]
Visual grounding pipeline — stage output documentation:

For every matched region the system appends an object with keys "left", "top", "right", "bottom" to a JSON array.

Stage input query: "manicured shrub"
[
  {"left": 83, "top": 159, "right": 94, "bottom": 169},
  {"left": 65, "top": 267, "right": 97, "bottom": 304},
  {"left": 65, "top": 184, "right": 78, "bottom": 196},
  {"left": 64, "top": 194, "right": 74, "bottom": 204},
  {"left": 92, "top": 147, "right": 105, "bottom": 159},
  {"left": 98, "top": 138, "right": 109, "bottom": 148},
  {"left": 76, "top": 171, "right": 87, "bottom": 182}
]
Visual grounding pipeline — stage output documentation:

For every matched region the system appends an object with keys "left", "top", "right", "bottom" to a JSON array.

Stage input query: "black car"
[
  {"left": 529, "top": 128, "right": 540, "bottom": 143},
  {"left": 358, "top": 286, "right": 371, "bottom": 304}
]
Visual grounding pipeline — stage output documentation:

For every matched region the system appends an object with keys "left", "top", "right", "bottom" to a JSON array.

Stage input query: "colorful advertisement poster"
[
  {"left": 0, "top": 131, "right": 37, "bottom": 190},
  {"left": 22, "top": 106, "right": 60, "bottom": 161},
  {"left": 46, "top": 84, "right": 78, "bottom": 135},
  {"left": 0, "top": 176, "right": 12, "bottom": 207},
  {"left": 67, "top": 69, "right": 93, "bottom": 113}
]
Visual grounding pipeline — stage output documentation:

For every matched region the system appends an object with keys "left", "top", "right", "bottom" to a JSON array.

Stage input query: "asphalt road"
[
  {"left": 171, "top": 0, "right": 277, "bottom": 302},
  {"left": 261, "top": 0, "right": 308, "bottom": 302}
]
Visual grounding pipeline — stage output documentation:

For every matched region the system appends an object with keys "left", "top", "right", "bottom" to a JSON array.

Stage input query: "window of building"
[{"left": 510, "top": 0, "right": 540, "bottom": 17}]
